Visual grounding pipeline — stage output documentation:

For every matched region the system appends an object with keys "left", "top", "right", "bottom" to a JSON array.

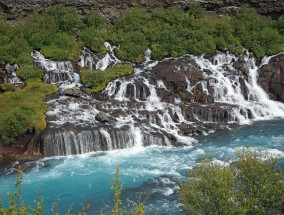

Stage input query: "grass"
[
  {"left": 0, "top": 79, "right": 58, "bottom": 144},
  {"left": 81, "top": 64, "right": 133, "bottom": 93}
]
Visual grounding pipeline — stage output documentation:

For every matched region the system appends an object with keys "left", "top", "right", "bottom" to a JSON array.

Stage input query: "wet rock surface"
[{"left": 258, "top": 54, "right": 284, "bottom": 102}]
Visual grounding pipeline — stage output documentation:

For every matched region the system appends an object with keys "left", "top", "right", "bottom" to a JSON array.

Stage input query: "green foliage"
[
  {"left": 0, "top": 83, "right": 15, "bottom": 92},
  {"left": 84, "top": 11, "right": 104, "bottom": 29},
  {"left": 81, "top": 64, "right": 133, "bottom": 93},
  {"left": 275, "top": 16, "right": 284, "bottom": 35},
  {"left": 0, "top": 79, "right": 58, "bottom": 144},
  {"left": 232, "top": 5, "right": 284, "bottom": 57},
  {"left": 1, "top": 4, "right": 283, "bottom": 67},
  {"left": 0, "top": 167, "right": 45, "bottom": 215},
  {"left": 80, "top": 27, "right": 107, "bottom": 54},
  {"left": 180, "top": 149, "right": 284, "bottom": 215},
  {"left": 45, "top": 5, "right": 80, "bottom": 34},
  {"left": 17, "top": 65, "right": 43, "bottom": 80},
  {"left": 110, "top": 165, "right": 145, "bottom": 215},
  {"left": 0, "top": 5, "right": 82, "bottom": 66}
]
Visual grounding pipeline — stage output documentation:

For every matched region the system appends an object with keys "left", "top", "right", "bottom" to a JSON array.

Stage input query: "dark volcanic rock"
[
  {"left": 95, "top": 111, "right": 109, "bottom": 123},
  {"left": 62, "top": 87, "right": 82, "bottom": 97},
  {"left": 1, "top": 0, "right": 283, "bottom": 21},
  {"left": 257, "top": 54, "right": 284, "bottom": 102}
]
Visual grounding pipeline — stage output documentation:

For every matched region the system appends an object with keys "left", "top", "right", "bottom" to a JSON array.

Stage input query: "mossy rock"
[{"left": 81, "top": 64, "right": 134, "bottom": 93}]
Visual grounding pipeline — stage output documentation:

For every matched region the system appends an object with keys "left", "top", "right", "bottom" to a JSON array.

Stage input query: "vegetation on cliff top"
[
  {"left": 0, "top": 79, "right": 57, "bottom": 144},
  {"left": 0, "top": 4, "right": 284, "bottom": 66}
]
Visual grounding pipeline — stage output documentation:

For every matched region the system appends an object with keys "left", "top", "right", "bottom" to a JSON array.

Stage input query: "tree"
[{"left": 180, "top": 149, "right": 284, "bottom": 215}]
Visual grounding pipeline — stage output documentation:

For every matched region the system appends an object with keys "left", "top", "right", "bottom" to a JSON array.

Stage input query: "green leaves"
[
  {"left": 180, "top": 149, "right": 284, "bottom": 215},
  {"left": 0, "top": 79, "right": 58, "bottom": 144},
  {"left": 81, "top": 64, "right": 133, "bottom": 93}
]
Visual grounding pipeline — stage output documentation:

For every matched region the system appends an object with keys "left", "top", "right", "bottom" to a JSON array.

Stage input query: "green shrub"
[
  {"left": 81, "top": 64, "right": 133, "bottom": 93},
  {"left": 180, "top": 149, "right": 284, "bottom": 215},
  {"left": 1, "top": 4, "right": 284, "bottom": 67},
  {"left": 84, "top": 11, "right": 104, "bottom": 29},
  {"left": 0, "top": 110, "right": 32, "bottom": 144},
  {"left": 45, "top": 5, "right": 80, "bottom": 34},
  {"left": 17, "top": 64, "right": 43, "bottom": 80},
  {"left": 0, "top": 83, "right": 15, "bottom": 92},
  {"left": 0, "top": 79, "right": 57, "bottom": 144},
  {"left": 275, "top": 16, "right": 284, "bottom": 35},
  {"left": 80, "top": 27, "right": 107, "bottom": 54}
]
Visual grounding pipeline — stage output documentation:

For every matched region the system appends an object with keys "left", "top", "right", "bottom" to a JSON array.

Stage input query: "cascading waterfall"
[
  {"left": 32, "top": 51, "right": 81, "bottom": 91},
  {"left": 3, "top": 63, "right": 24, "bottom": 84},
  {"left": 194, "top": 52, "right": 284, "bottom": 123},
  {"left": 36, "top": 46, "right": 284, "bottom": 156}
]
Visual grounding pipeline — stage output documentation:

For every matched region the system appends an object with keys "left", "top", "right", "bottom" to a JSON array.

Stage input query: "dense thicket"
[
  {"left": 0, "top": 4, "right": 284, "bottom": 66},
  {"left": 180, "top": 149, "right": 284, "bottom": 215}
]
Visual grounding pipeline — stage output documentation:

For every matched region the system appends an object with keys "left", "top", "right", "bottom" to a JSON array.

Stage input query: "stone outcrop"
[
  {"left": 258, "top": 54, "right": 284, "bottom": 102},
  {"left": 62, "top": 87, "right": 82, "bottom": 97},
  {"left": 0, "top": 0, "right": 283, "bottom": 21},
  {"left": 95, "top": 111, "right": 109, "bottom": 123}
]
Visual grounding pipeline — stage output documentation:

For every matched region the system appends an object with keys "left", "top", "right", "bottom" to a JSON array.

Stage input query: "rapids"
[{"left": 0, "top": 120, "right": 284, "bottom": 214}]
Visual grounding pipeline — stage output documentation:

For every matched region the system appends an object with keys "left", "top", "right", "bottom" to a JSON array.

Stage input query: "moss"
[
  {"left": 81, "top": 64, "right": 133, "bottom": 93},
  {"left": 0, "top": 83, "right": 15, "bottom": 92},
  {"left": 0, "top": 79, "right": 58, "bottom": 144}
]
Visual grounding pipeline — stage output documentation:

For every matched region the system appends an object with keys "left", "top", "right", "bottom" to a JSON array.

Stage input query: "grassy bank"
[{"left": 0, "top": 79, "right": 57, "bottom": 144}]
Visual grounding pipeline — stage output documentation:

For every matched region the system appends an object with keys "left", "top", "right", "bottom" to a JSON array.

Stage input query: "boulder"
[
  {"left": 95, "top": 111, "right": 109, "bottom": 123},
  {"left": 62, "top": 87, "right": 81, "bottom": 97}
]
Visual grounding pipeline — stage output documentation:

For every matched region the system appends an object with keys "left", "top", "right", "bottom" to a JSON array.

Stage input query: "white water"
[
  {"left": 31, "top": 47, "right": 284, "bottom": 156},
  {"left": 4, "top": 63, "right": 23, "bottom": 84},
  {"left": 194, "top": 52, "right": 284, "bottom": 123}
]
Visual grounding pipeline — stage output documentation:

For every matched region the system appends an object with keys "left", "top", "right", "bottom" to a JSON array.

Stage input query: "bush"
[
  {"left": 0, "top": 79, "right": 57, "bottom": 144},
  {"left": 80, "top": 27, "right": 107, "bottom": 54},
  {"left": 45, "top": 5, "right": 80, "bottom": 34},
  {"left": 17, "top": 64, "right": 43, "bottom": 80},
  {"left": 0, "top": 83, "right": 15, "bottom": 92},
  {"left": 81, "top": 64, "right": 133, "bottom": 93},
  {"left": 180, "top": 149, "right": 284, "bottom": 215}
]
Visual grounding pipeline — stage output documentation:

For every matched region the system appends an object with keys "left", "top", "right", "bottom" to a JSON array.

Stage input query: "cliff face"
[{"left": 0, "top": 0, "right": 283, "bottom": 21}]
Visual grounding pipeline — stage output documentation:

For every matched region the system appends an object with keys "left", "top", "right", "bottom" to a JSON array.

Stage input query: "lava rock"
[
  {"left": 257, "top": 54, "right": 284, "bottom": 102},
  {"left": 95, "top": 111, "right": 109, "bottom": 123},
  {"left": 62, "top": 87, "right": 81, "bottom": 97},
  {"left": 1, "top": 0, "right": 283, "bottom": 21}
]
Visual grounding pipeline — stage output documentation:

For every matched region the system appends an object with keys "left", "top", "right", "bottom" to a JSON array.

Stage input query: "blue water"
[{"left": 1, "top": 119, "right": 284, "bottom": 214}]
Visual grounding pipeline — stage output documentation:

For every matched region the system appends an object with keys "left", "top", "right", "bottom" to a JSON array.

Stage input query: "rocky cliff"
[{"left": 0, "top": 0, "right": 283, "bottom": 21}]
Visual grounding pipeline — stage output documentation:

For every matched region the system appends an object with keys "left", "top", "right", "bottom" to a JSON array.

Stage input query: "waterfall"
[
  {"left": 4, "top": 63, "right": 23, "bottom": 84},
  {"left": 41, "top": 48, "right": 284, "bottom": 157},
  {"left": 194, "top": 52, "right": 284, "bottom": 123}
]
